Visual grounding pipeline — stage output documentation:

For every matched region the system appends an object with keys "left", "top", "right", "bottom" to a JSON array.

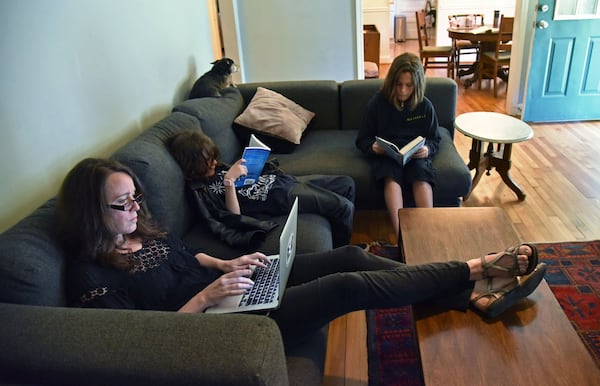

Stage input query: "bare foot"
[{"left": 467, "top": 244, "right": 534, "bottom": 281}]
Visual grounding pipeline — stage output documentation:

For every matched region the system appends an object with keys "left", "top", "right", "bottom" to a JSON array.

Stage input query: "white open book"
[
  {"left": 235, "top": 134, "right": 271, "bottom": 187},
  {"left": 375, "top": 136, "right": 425, "bottom": 166}
]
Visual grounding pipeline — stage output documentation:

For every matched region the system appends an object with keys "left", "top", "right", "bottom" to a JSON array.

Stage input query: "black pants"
[
  {"left": 269, "top": 245, "right": 474, "bottom": 349},
  {"left": 289, "top": 175, "right": 355, "bottom": 248}
]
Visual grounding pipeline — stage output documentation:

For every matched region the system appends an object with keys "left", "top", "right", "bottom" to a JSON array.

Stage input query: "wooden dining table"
[{"left": 447, "top": 26, "right": 505, "bottom": 88}]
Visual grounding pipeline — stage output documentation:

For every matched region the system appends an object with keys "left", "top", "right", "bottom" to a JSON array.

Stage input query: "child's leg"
[
  {"left": 383, "top": 177, "right": 403, "bottom": 236},
  {"left": 295, "top": 175, "right": 355, "bottom": 202},
  {"left": 289, "top": 176, "right": 355, "bottom": 247},
  {"left": 412, "top": 180, "right": 433, "bottom": 208}
]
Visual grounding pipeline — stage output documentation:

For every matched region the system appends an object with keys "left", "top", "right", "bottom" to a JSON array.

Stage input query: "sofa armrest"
[{"left": 0, "top": 303, "right": 289, "bottom": 386}]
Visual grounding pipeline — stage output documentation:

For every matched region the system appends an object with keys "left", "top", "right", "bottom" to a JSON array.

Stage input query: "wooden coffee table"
[{"left": 398, "top": 207, "right": 600, "bottom": 385}]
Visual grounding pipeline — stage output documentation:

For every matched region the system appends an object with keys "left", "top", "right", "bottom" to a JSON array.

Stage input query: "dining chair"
[
  {"left": 448, "top": 14, "right": 484, "bottom": 79},
  {"left": 415, "top": 10, "right": 454, "bottom": 78},
  {"left": 478, "top": 15, "right": 514, "bottom": 97}
]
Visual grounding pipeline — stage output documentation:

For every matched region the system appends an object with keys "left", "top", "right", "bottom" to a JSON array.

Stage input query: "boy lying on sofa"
[{"left": 167, "top": 130, "right": 355, "bottom": 248}]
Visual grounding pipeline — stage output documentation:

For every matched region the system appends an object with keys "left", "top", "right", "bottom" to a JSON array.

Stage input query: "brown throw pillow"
[{"left": 234, "top": 87, "right": 315, "bottom": 147}]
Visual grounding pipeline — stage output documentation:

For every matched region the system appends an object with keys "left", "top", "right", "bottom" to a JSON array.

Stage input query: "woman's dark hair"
[
  {"left": 56, "top": 158, "right": 164, "bottom": 270},
  {"left": 381, "top": 52, "right": 425, "bottom": 111},
  {"left": 166, "top": 130, "right": 220, "bottom": 180}
]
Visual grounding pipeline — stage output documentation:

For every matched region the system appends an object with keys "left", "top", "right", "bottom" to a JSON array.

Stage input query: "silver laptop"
[{"left": 205, "top": 197, "right": 298, "bottom": 314}]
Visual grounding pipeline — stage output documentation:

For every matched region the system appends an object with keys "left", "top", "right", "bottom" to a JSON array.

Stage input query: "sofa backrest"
[
  {"left": 340, "top": 77, "right": 457, "bottom": 137},
  {"left": 0, "top": 199, "right": 67, "bottom": 306},
  {"left": 422, "top": 77, "right": 457, "bottom": 135},
  {"left": 339, "top": 79, "right": 383, "bottom": 131},
  {"left": 237, "top": 80, "right": 340, "bottom": 131},
  {"left": 114, "top": 87, "right": 246, "bottom": 236},
  {"left": 111, "top": 112, "right": 199, "bottom": 238}
]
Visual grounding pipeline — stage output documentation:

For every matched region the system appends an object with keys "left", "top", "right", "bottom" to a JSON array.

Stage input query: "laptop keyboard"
[{"left": 240, "top": 258, "right": 280, "bottom": 306}]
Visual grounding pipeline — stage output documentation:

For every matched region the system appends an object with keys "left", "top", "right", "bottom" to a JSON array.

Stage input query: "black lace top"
[{"left": 67, "top": 235, "right": 220, "bottom": 311}]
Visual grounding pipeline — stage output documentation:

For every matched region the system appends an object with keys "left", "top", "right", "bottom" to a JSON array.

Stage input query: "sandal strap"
[
  {"left": 508, "top": 243, "right": 539, "bottom": 275},
  {"left": 480, "top": 250, "right": 520, "bottom": 279},
  {"left": 471, "top": 278, "right": 518, "bottom": 305}
]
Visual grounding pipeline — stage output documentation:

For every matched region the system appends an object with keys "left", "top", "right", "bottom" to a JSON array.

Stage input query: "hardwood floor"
[{"left": 322, "top": 39, "right": 600, "bottom": 385}]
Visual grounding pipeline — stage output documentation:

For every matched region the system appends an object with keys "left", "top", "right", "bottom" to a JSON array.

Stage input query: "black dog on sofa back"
[{"left": 189, "top": 58, "right": 238, "bottom": 99}]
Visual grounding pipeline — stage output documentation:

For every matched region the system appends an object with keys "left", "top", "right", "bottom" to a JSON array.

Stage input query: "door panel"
[
  {"left": 583, "top": 38, "right": 600, "bottom": 93},
  {"left": 523, "top": 0, "right": 600, "bottom": 122}
]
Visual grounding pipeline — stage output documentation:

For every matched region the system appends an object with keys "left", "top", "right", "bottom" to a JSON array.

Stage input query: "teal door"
[{"left": 523, "top": 0, "right": 600, "bottom": 122}]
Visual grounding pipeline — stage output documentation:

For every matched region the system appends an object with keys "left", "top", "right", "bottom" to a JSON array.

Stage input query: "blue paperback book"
[{"left": 235, "top": 134, "right": 271, "bottom": 187}]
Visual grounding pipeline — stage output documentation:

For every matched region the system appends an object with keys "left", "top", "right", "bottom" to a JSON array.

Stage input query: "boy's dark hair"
[{"left": 167, "top": 130, "right": 220, "bottom": 180}]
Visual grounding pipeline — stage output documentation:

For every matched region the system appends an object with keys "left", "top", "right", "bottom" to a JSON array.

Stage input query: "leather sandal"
[
  {"left": 472, "top": 262, "right": 547, "bottom": 318},
  {"left": 481, "top": 243, "right": 539, "bottom": 279}
]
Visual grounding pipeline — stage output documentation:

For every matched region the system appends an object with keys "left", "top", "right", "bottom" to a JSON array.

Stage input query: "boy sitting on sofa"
[{"left": 167, "top": 130, "right": 355, "bottom": 248}]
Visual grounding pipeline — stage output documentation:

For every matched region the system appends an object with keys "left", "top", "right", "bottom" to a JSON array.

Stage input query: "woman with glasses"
[
  {"left": 56, "top": 157, "right": 546, "bottom": 350},
  {"left": 166, "top": 130, "right": 355, "bottom": 248}
]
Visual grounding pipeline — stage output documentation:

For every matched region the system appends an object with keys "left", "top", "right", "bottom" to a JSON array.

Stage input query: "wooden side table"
[{"left": 455, "top": 112, "right": 533, "bottom": 201}]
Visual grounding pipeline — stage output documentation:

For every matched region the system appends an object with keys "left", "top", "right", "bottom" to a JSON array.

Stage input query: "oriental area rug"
[{"left": 364, "top": 240, "right": 600, "bottom": 386}]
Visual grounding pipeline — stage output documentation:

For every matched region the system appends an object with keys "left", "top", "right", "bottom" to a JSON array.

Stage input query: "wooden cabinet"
[
  {"left": 363, "top": 0, "right": 393, "bottom": 63},
  {"left": 363, "top": 24, "right": 380, "bottom": 67}
]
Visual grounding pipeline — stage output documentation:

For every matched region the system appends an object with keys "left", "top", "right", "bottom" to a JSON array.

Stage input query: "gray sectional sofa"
[{"left": 0, "top": 77, "right": 470, "bottom": 385}]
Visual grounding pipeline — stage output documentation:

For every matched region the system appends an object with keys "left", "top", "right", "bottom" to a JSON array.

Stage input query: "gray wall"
[
  {"left": 234, "top": 0, "right": 359, "bottom": 82},
  {"left": 0, "top": 0, "right": 213, "bottom": 232}
]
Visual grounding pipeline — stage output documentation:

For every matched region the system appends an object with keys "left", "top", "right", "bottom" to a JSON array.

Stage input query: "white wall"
[
  {"left": 230, "top": 0, "right": 360, "bottom": 82},
  {"left": 394, "top": 0, "right": 425, "bottom": 39},
  {"left": 0, "top": 0, "right": 214, "bottom": 232}
]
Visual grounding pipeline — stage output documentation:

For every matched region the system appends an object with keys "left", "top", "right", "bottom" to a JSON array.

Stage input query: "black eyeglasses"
[{"left": 108, "top": 193, "right": 144, "bottom": 212}]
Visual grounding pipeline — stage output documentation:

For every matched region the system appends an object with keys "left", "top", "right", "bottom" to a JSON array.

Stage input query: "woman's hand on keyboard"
[
  {"left": 184, "top": 270, "right": 256, "bottom": 312},
  {"left": 220, "top": 252, "right": 270, "bottom": 274}
]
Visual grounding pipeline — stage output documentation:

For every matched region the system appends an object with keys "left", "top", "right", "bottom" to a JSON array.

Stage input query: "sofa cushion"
[
  {"left": 237, "top": 81, "right": 340, "bottom": 133},
  {"left": 112, "top": 112, "right": 200, "bottom": 237},
  {"left": 270, "top": 128, "right": 470, "bottom": 209},
  {"left": 0, "top": 199, "right": 66, "bottom": 306},
  {"left": 234, "top": 87, "right": 315, "bottom": 152},
  {"left": 340, "top": 79, "right": 383, "bottom": 131},
  {"left": 265, "top": 129, "right": 379, "bottom": 209},
  {"left": 233, "top": 123, "right": 298, "bottom": 154},
  {"left": 422, "top": 78, "right": 457, "bottom": 135},
  {"left": 183, "top": 214, "right": 332, "bottom": 259},
  {"left": 173, "top": 87, "right": 244, "bottom": 164}
]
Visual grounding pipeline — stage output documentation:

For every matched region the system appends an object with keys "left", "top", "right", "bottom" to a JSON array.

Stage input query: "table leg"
[
  {"left": 461, "top": 63, "right": 479, "bottom": 89},
  {"left": 493, "top": 143, "right": 527, "bottom": 201},
  {"left": 463, "top": 139, "right": 485, "bottom": 201},
  {"left": 464, "top": 140, "right": 527, "bottom": 201}
]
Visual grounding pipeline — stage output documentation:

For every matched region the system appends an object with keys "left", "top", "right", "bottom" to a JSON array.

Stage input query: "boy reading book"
[
  {"left": 167, "top": 130, "right": 355, "bottom": 248},
  {"left": 355, "top": 53, "right": 441, "bottom": 236}
]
